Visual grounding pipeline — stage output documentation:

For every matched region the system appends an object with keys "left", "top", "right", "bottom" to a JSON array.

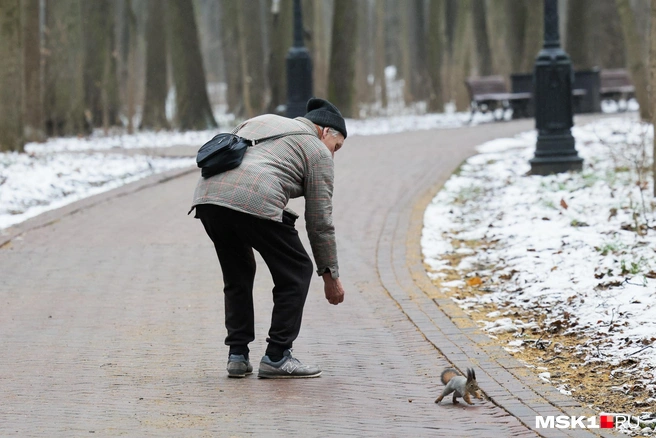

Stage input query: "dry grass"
[{"left": 428, "top": 240, "right": 653, "bottom": 417}]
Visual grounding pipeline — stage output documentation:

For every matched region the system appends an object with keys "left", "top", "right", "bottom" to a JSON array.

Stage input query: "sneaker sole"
[
  {"left": 257, "top": 371, "right": 322, "bottom": 379},
  {"left": 228, "top": 371, "right": 253, "bottom": 379}
]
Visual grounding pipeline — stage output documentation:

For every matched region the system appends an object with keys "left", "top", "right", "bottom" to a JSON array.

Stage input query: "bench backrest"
[
  {"left": 465, "top": 76, "right": 508, "bottom": 96},
  {"left": 600, "top": 69, "right": 633, "bottom": 88}
]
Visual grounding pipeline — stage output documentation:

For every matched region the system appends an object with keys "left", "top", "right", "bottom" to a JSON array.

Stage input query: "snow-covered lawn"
[
  {"left": 0, "top": 108, "right": 498, "bottom": 230},
  {"left": 422, "top": 116, "right": 655, "bottom": 434}
]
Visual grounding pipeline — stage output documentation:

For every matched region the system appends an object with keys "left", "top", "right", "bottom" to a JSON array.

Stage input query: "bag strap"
[{"left": 247, "top": 131, "right": 315, "bottom": 146}]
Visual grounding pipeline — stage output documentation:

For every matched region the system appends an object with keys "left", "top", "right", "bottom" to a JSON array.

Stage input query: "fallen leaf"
[
  {"left": 466, "top": 277, "right": 483, "bottom": 287},
  {"left": 560, "top": 198, "right": 569, "bottom": 209}
]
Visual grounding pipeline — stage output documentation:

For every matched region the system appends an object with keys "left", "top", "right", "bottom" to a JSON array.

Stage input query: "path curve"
[{"left": 0, "top": 116, "right": 618, "bottom": 437}]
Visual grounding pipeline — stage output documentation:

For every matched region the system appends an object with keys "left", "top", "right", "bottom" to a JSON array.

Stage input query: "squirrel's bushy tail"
[{"left": 440, "top": 368, "right": 459, "bottom": 385}]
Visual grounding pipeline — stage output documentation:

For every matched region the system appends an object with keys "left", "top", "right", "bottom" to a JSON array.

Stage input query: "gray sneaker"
[
  {"left": 258, "top": 349, "right": 322, "bottom": 379},
  {"left": 226, "top": 354, "right": 253, "bottom": 378}
]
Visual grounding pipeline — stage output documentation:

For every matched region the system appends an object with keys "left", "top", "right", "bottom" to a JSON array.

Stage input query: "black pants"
[{"left": 195, "top": 204, "right": 314, "bottom": 359}]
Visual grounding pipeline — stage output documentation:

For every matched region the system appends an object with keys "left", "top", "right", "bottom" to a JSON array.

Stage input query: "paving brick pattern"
[{"left": 0, "top": 116, "right": 619, "bottom": 437}]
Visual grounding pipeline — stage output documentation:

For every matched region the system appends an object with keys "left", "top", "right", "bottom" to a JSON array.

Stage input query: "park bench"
[
  {"left": 509, "top": 73, "right": 590, "bottom": 118},
  {"left": 465, "top": 75, "right": 531, "bottom": 122},
  {"left": 600, "top": 69, "right": 635, "bottom": 110}
]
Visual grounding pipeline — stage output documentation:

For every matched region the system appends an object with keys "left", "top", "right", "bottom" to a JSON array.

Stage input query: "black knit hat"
[{"left": 304, "top": 98, "right": 347, "bottom": 138}]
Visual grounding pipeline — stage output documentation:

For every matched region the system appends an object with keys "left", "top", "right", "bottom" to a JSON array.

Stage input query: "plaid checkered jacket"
[{"left": 191, "top": 114, "right": 339, "bottom": 278}]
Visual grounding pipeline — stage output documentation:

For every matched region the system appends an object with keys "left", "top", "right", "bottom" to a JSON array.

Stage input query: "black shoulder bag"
[{"left": 196, "top": 131, "right": 312, "bottom": 178}]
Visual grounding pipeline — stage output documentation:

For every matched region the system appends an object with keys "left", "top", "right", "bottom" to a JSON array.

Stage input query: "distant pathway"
[{"left": 0, "top": 116, "right": 618, "bottom": 437}]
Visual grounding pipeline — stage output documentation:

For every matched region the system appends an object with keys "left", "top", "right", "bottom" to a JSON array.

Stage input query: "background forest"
[{"left": 0, "top": 0, "right": 652, "bottom": 153}]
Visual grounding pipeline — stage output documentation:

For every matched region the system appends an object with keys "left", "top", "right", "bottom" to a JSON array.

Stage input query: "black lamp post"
[
  {"left": 286, "top": 0, "right": 313, "bottom": 118},
  {"left": 529, "top": 0, "right": 583, "bottom": 175}
]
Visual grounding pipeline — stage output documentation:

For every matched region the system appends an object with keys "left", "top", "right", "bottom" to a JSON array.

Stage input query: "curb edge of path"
[
  {"left": 376, "top": 166, "right": 619, "bottom": 438},
  {"left": 0, "top": 165, "right": 197, "bottom": 248}
]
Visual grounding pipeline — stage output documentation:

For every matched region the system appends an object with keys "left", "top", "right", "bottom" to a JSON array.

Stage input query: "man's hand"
[{"left": 322, "top": 273, "right": 345, "bottom": 305}]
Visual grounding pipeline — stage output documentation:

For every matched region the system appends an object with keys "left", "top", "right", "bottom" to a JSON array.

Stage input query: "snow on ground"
[
  {"left": 422, "top": 116, "right": 656, "bottom": 431},
  {"left": 0, "top": 107, "right": 500, "bottom": 230}
]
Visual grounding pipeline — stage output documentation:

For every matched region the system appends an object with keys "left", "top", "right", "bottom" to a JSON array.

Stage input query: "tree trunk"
[
  {"left": 444, "top": 0, "right": 458, "bottom": 56},
  {"left": 505, "top": 0, "right": 526, "bottom": 73},
  {"left": 327, "top": 0, "right": 358, "bottom": 117},
  {"left": 196, "top": 0, "right": 222, "bottom": 84},
  {"left": 374, "top": 0, "right": 388, "bottom": 111},
  {"left": 519, "top": 1, "right": 542, "bottom": 73},
  {"left": 124, "top": 0, "right": 137, "bottom": 134},
  {"left": 44, "top": 0, "right": 87, "bottom": 137},
  {"left": 267, "top": 0, "right": 292, "bottom": 113},
  {"left": 236, "top": 0, "right": 268, "bottom": 119},
  {"left": 565, "top": 0, "right": 595, "bottom": 69},
  {"left": 471, "top": 1, "right": 493, "bottom": 76},
  {"left": 412, "top": 0, "right": 430, "bottom": 101},
  {"left": 487, "top": 0, "right": 512, "bottom": 79},
  {"left": 235, "top": 3, "right": 254, "bottom": 118},
  {"left": 426, "top": 0, "right": 445, "bottom": 112},
  {"left": 597, "top": 0, "right": 625, "bottom": 68},
  {"left": 22, "top": 0, "right": 44, "bottom": 143},
  {"left": 308, "top": 0, "right": 331, "bottom": 100},
  {"left": 354, "top": 0, "right": 373, "bottom": 110},
  {"left": 167, "top": 0, "right": 217, "bottom": 130},
  {"left": 82, "top": 0, "right": 118, "bottom": 130},
  {"left": 398, "top": 2, "right": 418, "bottom": 105},
  {"left": 140, "top": 0, "right": 170, "bottom": 130},
  {"left": 221, "top": 0, "right": 243, "bottom": 117},
  {"left": 615, "top": 0, "right": 651, "bottom": 121},
  {"left": 0, "top": 0, "right": 24, "bottom": 151},
  {"left": 651, "top": 0, "right": 656, "bottom": 196},
  {"left": 447, "top": 0, "right": 472, "bottom": 110}
]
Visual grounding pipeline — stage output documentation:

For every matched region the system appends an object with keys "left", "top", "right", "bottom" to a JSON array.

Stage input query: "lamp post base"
[{"left": 530, "top": 132, "right": 583, "bottom": 175}]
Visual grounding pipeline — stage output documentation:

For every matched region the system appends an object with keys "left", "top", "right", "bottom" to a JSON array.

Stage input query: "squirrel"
[{"left": 434, "top": 367, "right": 482, "bottom": 405}]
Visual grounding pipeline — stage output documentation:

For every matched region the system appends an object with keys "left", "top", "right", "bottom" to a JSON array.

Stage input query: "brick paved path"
[{"left": 0, "top": 117, "right": 618, "bottom": 437}]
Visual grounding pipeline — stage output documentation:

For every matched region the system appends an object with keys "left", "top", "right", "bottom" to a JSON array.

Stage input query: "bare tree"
[
  {"left": 651, "top": 0, "right": 656, "bottom": 196},
  {"left": 519, "top": 2, "right": 542, "bottom": 73},
  {"left": 354, "top": 0, "right": 374, "bottom": 110},
  {"left": 44, "top": 0, "right": 87, "bottom": 137},
  {"left": 267, "top": 0, "right": 292, "bottom": 113},
  {"left": 565, "top": 0, "right": 595, "bottom": 69},
  {"left": 167, "top": 0, "right": 217, "bottom": 130},
  {"left": 221, "top": 0, "right": 243, "bottom": 117},
  {"left": 307, "top": 0, "right": 331, "bottom": 99},
  {"left": 596, "top": 0, "right": 625, "bottom": 68},
  {"left": 472, "top": 1, "right": 493, "bottom": 76},
  {"left": 121, "top": 0, "right": 137, "bottom": 134},
  {"left": 141, "top": 0, "right": 170, "bottom": 130},
  {"left": 487, "top": 0, "right": 512, "bottom": 78},
  {"left": 426, "top": 0, "right": 445, "bottom": 112},
  {"left": 22, "top": 0, "right": 45, "bottom": 142},
  {"left": 446, "top": 0, "right": 472, "bottom": 110},
  {"left": 236, "top": 0, "right": 268, "bottom": 119},
  {"left": 196, "top": 0, "right": 222, "bottom": 84},
  {"left": 504, "top": 0, "right": 526, "bottom": 73},
  {"left": 409, "top": 0, "right": 430, "bottom": 101},
  {"left": 0, "top": 0, "right": 24, "bottom": 151},
  {"left": 328, "top": 0, "right": 358, "bottom": 117},
  {"left": 374, "top": 0, "right": 388, "bottom": 111},
  {"left": 82, "top": 0, "right": 119, "bottom": 131},
  {"left": 615, "top": 0, "right": 651, "bottom": 121},
  {"left": 399, "top": 2, "right": 414, "bottom": 104}
]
